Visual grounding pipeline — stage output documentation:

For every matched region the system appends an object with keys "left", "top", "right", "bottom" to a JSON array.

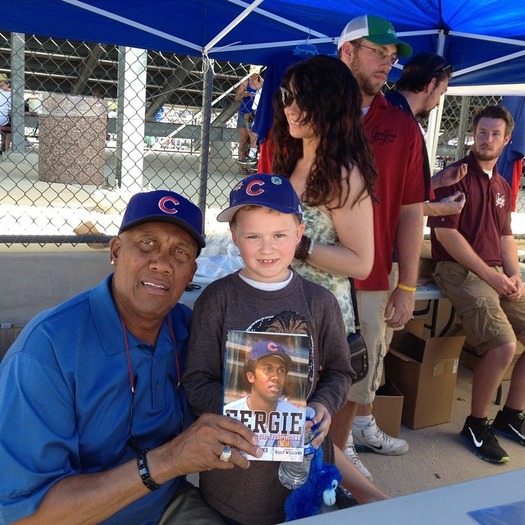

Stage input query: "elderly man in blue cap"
[{"left": 0, "top": 190, "right": 262, "bottom": 525}]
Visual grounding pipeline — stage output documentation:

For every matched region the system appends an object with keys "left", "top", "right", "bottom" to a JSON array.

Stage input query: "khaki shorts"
[
  {"left": 348, "top": 288, "right": 389, "bottom": 405},
  {"left": 434, "top": 261, "right": 525, "bottom": 355}
]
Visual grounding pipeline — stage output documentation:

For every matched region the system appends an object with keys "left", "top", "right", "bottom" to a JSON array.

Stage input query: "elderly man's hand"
[{"left": 162, "top": 414, "right": 262, "bottom": 477}]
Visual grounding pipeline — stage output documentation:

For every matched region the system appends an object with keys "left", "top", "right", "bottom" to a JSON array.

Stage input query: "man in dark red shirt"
[
  {"left": 333, "top": 15, "right": 426, "bottom": 482},
  {"left": 428, "top": 105, "right": 525, "bottom": 463}
]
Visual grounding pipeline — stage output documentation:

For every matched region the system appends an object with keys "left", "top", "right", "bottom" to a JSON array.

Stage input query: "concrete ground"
[{"left": 361, "top": 364, "right": 524, "bottom": 499}]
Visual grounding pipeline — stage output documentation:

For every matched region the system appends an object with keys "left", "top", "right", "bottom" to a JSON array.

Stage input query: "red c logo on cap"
[
  {"left": 246, "top": 180, "right": 265, "bottom": 196},
  {"left": 267, "top": 342, "right": 279, "bottom": 352},
  {"left": 158, "top": 196, "right": 179, "bottom": 215}
]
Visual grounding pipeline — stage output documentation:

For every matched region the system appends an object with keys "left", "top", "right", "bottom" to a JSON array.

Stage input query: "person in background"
[
  {"left": 385, "top": 51, "right": 467, "bottom": 217},
  {"left": 91, "top": 84, "right": 105, "bottom": 100},
  {"left": 429, "top": 105, "right": 525, "bottom": 463},
  {"left": 333, "top": 14, "right": 427, "bottom": 481},
  {"left": 235, "top": 65, "right": 264, "bottom": 174},
  {"left": 0, "top": 189, "right": 262, "bottom": 525},
  {"left": 0, "top": 73, "right": 11, "bottom": 155},
  {"left": 383, "top": 51, "right": 467, "bottom": 363}
]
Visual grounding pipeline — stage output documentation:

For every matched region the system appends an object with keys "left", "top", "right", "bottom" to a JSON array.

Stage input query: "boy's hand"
[{"left": 307, "top": 402, "right": 331, "bottom": 449}]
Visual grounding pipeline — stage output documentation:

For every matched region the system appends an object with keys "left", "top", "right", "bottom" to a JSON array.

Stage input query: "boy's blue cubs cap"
[
  {"left": 249, "top": 341, "right": 293, "bottom": 369},
  {"left": 217, "top": 173, "right": 303, "bottom": 223},
  {"left": 119, "top": 190, "right": 206, "bottom": 254}
]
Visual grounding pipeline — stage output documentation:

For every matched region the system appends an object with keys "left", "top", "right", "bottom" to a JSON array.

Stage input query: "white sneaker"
[
  {"left": 343, "top": 433, "right": 373, "bottom": 481},
  {"left": 353, "top": 416, "right": 409, "bottom": 455}
]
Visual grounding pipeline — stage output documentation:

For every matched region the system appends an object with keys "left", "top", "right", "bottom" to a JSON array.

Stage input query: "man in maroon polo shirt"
[{"left": 429, "top": 105, "right": 525, "bottom": 463}]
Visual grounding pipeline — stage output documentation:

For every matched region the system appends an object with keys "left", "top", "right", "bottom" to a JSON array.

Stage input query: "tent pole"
[
  {"left": 457, "top": 96, "right": 471, "bottom": 159},
  {"left": 204, "top": 0, "right": 264, "bottom": 54},
  {"left": 197, "top": 57, "right": 214, "bottom": 221},
  {"left": 426, "top": 30, "right": 447, "bottom": 172},
  {"left": 115, "top": 46, "right": 148, "bottom": 194},
  {"left": 10, "top": 33, "right": 25, "bottom": 156}
]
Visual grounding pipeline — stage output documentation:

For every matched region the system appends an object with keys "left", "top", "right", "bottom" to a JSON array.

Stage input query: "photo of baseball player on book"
[{"left": 223, "top": 330, "right": 310, "bottom": 461}]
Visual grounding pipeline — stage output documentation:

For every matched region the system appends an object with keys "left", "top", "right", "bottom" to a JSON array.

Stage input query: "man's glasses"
[
  {"left": 127, "top": 374, "right": 185, "bottom": 454},
  {"left": 279, "top": 86, "right": 296, "bottom": 107},
  {"left": 353, "top": 42, "right": 399, "bottom": 65}
]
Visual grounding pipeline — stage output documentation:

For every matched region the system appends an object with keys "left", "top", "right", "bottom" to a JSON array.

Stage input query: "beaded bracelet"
[
  {"left": 397, "top": 283, "right": 416, "bottom": 293},
  {"left": 295, "top": 235, "right": 312, "bottom": 261},
  {"left": 137, "top": 449, "right": 162, "bottom": 491}
]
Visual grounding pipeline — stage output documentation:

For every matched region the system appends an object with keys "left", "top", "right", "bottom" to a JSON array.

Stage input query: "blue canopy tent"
[{"left": 3, "top": 0, "right": 525, "bottom": 86}]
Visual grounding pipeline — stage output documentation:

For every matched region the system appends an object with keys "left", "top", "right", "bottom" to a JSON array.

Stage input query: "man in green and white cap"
[{"left": 331, "top": 15, "right": 427, "bottom": 482}]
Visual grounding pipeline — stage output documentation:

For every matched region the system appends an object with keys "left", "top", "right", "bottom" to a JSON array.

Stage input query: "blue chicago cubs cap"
[
  {"left": 119, "top": 190, "right": 206, "bottom": 253},
  {"left": 249, "top": 341, "right": 293, "bottom": 369},
  {"left": 217, "top": 173, "right": 303, "bottom": 223}
]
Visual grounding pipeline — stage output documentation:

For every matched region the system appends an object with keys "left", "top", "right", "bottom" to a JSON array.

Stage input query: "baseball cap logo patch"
[
  {"left": 267, "top": 342, "right": 280, "bottom": 353},
  {"left": 158, "top": 196, "right": 179, "bottom": 215},
  {"left": 246, "top": 179, "right": 265, "bottom": 196}
]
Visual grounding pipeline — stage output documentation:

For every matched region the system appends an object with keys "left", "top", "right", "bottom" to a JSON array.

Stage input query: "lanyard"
[{"left": 119, "top": 315, "right": 181, "bottom": 396}]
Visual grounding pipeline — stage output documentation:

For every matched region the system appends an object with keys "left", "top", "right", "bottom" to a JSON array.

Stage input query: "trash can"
[{"left": 38, "top": 93, "right": 107, "bottom": 185}]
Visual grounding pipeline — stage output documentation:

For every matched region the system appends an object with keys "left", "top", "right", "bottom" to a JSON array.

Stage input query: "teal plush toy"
[{"left": 284, "top": 447, "right": 342, "bottom": 521}]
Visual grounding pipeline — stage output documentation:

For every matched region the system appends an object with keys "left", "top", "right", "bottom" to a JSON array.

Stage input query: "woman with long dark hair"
[{"left": 272, "top": 54, "right": 377, "bottom": 335}]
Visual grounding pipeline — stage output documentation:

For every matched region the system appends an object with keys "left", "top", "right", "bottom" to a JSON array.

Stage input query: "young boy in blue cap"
[
  {"left": 183, "top": 174, "right": 385, "bottom": 524},
  {"left": 0, "top": 189, "right": 263, "bottom": 525}
]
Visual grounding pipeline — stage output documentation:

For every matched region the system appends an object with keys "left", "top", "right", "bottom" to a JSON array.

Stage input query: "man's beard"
[
  {"left": 350, "top": 56, "right": 385, "bottom": 98},
  {"left": 473, "top": 143, "right": 504, "bottom": 162},
  {"left": 354, "top": 71, "right": 383, "bottom": 98}
]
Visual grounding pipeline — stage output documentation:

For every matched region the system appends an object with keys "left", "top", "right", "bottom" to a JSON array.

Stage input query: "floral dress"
[{"left": 292, "top": 203, "right": 355, "bottom": 334}]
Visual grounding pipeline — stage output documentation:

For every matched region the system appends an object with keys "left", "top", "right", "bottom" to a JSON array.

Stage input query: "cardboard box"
[
  {"left": 372, "top": 381, "right": 404, "bottom": 438},
  {"left": 386, "top": 331, "right": 465, "bottom": 429},
  {"left": 462, "top": 341, "right": 524, "bottom": 381}
]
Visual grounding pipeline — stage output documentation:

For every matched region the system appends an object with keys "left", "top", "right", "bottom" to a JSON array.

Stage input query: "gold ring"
[{"left": 219, "top": 445, "right": 232, "bottom": 462}]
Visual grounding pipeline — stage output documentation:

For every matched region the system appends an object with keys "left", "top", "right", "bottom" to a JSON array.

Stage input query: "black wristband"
[
  {"left": 137, "top": 449, "right": 162, "bottom": 491},
  {"left": 295, "top": 235, "right": 311, "bottom": 261}
]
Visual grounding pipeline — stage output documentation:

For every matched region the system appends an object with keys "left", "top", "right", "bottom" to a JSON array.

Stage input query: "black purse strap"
[{"left": 349, "top": 278, "right": 360, "bottom": 329}]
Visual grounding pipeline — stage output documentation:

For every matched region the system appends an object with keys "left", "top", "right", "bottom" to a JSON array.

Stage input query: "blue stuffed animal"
[{"left": 284, "top": 446, "right": 342, "bottom": 521}]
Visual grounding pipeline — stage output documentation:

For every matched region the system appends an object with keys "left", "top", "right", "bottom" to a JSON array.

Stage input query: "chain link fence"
[
  {"left": 0, "top": 32, "right": 253, "bottom": 247},
  {"left": 1, "top": 31, "right": 523, "bottom": 247}
]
